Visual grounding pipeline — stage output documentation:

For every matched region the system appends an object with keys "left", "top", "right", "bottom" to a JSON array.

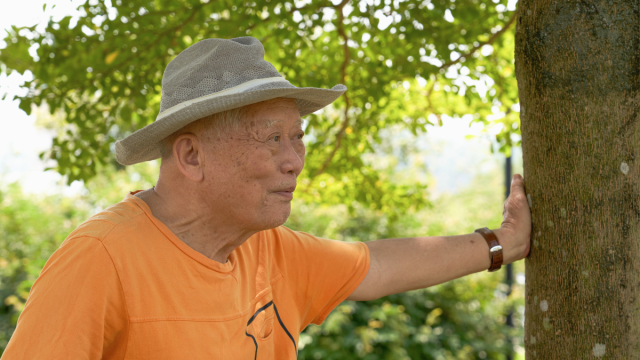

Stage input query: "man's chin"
[{"left": 258, "top": 206, "right": 291, "bottom": 231}]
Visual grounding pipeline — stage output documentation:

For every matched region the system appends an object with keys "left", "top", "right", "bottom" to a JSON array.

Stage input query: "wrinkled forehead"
[
  {"left": 237, "top": 118, "right": 304, "bottom": 139},
  {"left": 262, "top": 118, "right": 304, "bottom": 128},
  {"left": 242, "top": 98, "right": 304, "bottom": 130}
]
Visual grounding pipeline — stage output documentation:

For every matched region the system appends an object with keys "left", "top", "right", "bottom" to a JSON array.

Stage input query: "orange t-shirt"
[{"left": 3, "top": 192, "right": 370, "bottom": 359}]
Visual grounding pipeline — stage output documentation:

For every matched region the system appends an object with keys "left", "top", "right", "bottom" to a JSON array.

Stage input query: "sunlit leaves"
[{"left": 0, "top": 0, "right": 521, "bottom": 214}]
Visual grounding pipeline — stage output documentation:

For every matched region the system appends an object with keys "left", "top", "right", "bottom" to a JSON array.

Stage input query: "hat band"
[{"left": 156, "top": 76, "right": 290, "bottom": 121}]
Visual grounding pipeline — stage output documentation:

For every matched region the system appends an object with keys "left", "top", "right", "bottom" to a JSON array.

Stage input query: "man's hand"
[{"left": 499, "top": 173, "right": 532, "bottom": 264}]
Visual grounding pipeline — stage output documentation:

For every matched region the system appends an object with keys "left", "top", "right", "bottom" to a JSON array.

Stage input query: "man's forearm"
[{"left": 348, "top": 228, "right": 513, "bottom": 301}]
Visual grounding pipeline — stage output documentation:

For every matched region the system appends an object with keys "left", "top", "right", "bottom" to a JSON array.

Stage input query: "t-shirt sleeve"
[
  {"left": 3, "top": 236, "right": 128, "bottom": 359},
  {"left": 271, "top": 226, "right": 370, "bottom": 327}
]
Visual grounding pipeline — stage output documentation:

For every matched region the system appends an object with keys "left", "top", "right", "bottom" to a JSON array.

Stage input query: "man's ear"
[{"left": 173, "top": 134, "right": 205, "bottom": 182}]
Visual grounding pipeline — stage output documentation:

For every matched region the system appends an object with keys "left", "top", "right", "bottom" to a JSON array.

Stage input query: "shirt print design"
[{"left": 245, "top": 300, "right": 297, "bottom": 360}]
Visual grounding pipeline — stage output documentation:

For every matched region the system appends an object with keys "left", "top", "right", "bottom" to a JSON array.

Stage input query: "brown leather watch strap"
[{"left": 474, "top": 227, "right": 503, "bottom": 272}]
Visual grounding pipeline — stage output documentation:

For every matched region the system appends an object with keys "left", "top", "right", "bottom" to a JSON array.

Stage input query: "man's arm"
[{"left": 347, "top": 174, "right": 531, "bottom": 301}]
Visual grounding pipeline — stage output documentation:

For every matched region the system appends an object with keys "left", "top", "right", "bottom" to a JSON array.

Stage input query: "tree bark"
[{"left": 515, "top": 0, "right": 640, "bottom": 358}]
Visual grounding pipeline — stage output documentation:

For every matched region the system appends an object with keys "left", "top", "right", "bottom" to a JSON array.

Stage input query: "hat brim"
[{"left": 115, "top": 83, "right": 346, "bottom": 165}]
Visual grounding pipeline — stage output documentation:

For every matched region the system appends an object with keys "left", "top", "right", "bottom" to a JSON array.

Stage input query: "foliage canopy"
[{"left": 1, "top": 0, "right": 520, "bottom": 216}]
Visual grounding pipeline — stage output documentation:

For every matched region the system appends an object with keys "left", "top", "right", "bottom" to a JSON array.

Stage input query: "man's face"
[{"left": 202, "top": 97, "right": 305, "bottom": 231}]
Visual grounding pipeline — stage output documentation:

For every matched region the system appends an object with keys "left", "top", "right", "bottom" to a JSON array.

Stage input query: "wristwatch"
[{"left": 474, "top": 227, "right": 503, "bottom": 272}]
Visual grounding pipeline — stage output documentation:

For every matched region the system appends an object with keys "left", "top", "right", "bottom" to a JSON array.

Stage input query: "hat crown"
[{"left": 159, "top": 37, "right": 282, "bottom": 113}]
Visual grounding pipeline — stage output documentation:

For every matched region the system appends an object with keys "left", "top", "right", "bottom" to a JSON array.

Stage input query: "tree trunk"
[{"left": 514, "top": 0, "right": 640, "bottom": 358}]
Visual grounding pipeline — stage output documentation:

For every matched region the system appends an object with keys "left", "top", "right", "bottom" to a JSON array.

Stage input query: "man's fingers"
[
  {"left": 510, "top": 174, "right": 524, "bottom": 194},
  {"left": 510, "top": 174, "right": 528, "bottom": 206}
]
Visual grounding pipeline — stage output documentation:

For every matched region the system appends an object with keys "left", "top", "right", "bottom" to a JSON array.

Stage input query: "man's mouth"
[{"left": 272, "top": 185, "right": 296, "bottom": 200}]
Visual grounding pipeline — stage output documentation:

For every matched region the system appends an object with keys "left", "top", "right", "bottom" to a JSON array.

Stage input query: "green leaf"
[{"left": 2, "top": 0, "right": 521, "bottom": 214}]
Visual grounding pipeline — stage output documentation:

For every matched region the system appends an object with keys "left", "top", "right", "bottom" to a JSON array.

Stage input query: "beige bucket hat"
[{"left": 115, "top": 36, "right": 347, "bottom": 165}]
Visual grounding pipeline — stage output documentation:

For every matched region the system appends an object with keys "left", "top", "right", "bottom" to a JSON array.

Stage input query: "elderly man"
[{"left": 3, "top": 37, "right": 530, "bottom": 359}]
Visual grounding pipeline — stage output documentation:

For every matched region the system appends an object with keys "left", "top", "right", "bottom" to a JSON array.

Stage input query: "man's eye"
[
  {"left": 296, "top": 134, "right": 304, "bottom": 140},
  {"left": 272, "top": 136, "right": 280, "bottom": 142}
]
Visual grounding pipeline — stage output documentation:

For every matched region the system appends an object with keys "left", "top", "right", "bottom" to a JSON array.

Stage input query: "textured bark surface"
[{"left": 515, "top": 0, "right": 640, "bottom": 358}]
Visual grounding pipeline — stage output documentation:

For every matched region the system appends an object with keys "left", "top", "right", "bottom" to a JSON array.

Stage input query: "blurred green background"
[
  {"left": 0, "top": 154, "right": 525, "bottom": 359},
  {"left": 0, "top": 0, "right": 525, "bottom": 358}
]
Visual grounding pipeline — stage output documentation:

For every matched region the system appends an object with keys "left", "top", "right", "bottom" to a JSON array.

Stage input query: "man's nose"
[{"left": 280, "top": 139, "right": 304, "bottom": 175}]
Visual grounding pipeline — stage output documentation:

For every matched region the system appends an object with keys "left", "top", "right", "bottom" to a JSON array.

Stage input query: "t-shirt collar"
[{"left": 124, "top": 190, "right": 237, "bottom": 273}]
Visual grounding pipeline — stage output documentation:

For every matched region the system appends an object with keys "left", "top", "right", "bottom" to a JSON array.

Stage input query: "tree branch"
[
  {"left": 438, "top": 10, "right": 518, "bottom": 71},
  {"left": 288, "top": 1, "right": 333, "bottom": 14},
  {"left": 422, "top": 11, "right": 518, "bottom": 127},
  {"left": 312, "top": 0, "right": 351, "bottom": 179},
  {"left": 100, "top": 5, "right": 203, "bottom": 80},
  {"left": 424, "top": 80, "right": 442, "bottom": 126}
]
